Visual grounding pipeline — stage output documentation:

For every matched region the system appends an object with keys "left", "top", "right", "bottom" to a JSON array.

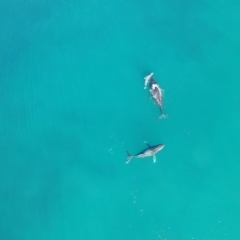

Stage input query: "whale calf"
[{"left": 126, "top": 142, "right": 165, "bottom": 164}]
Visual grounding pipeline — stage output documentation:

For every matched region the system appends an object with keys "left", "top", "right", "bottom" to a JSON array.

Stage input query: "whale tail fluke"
[
  {"left": 158, "top": 113, "right": 168, "bottom": 119},
  {"left": 126, "top": 151, "right": 133, "bottom": 164}
]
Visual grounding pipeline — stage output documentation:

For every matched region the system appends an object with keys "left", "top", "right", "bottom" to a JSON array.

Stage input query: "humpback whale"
[
  {"left": 126, "top": 142, "right": 165, "bottom": 164},
  {"left": 144, "top": 73, "right": 167, "bottom": 119}
]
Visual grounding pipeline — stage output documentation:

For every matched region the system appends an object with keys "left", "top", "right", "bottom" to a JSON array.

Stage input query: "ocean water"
[{"left": 1, "top": 0, "right": 240, "bottom": 239}]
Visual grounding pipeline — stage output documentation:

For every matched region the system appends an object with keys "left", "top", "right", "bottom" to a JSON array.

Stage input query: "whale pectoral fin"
[
  {"left": 153, "top": 155, "right": 156, "bottom": 163},
  {"left": 148, "top": 90, "right": 152, "bottom": 99},
  {"left": 144, "top": 141, "right": 151, "bottom": 147}
]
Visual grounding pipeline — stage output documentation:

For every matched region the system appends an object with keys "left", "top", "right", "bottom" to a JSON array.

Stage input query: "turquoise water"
[{"left": 1, "top": 0, "right": 240, "bottom": 239}]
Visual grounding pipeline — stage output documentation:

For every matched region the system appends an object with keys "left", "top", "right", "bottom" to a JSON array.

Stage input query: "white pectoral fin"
[
  {"left": 144, "top": 73, "right": 154, "bottom": 81},
  {"left": 144, "top": 73, "right": 154, "bottom": 88},
  {"left": 153, "top": 155, "right": 156, "bottom": 163}
]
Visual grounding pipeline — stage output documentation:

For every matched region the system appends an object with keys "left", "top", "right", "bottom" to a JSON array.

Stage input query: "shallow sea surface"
[{"left": 1, "top": 0, "right": 240, "bottom": 239}]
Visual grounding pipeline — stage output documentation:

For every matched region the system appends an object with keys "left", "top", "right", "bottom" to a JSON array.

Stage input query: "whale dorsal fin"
[{"left": 144, "top": 141, "right": 151, "bottom": 148}]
